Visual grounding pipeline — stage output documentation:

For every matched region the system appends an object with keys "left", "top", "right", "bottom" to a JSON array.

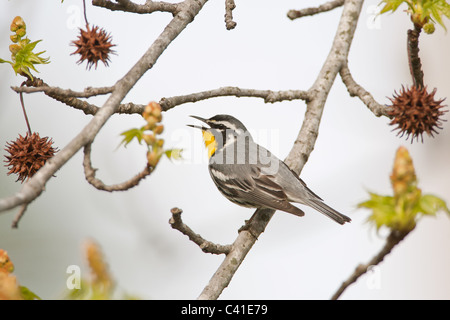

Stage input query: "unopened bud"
[
  {"left": 145, "top": 115, "right": 158, "bottom": 129},
  {"left": 153, "top": 124, "right": 164, "bottom": 135},
  {"left": 148, "top": 101, "right": 161, "bottom": 112},
  {"left": 390, "top": 146, "right": 417, "bottom": 197},
  {"left": 156, "top": 139, "right": 164, "bottom": 148},
  {"left": 15, "top": 27, "right": 26, "bottom": 37},
  {"left": 147, "top": 150, "right": 161, "bottom": 167},
  {"left": 143, "top": 134, "right": 156, "bottom": 145},
  {"left": 151, "top": 106, "right": 162, "bottom": 121},
  {"left": 423, "top": 22, "right": 435, "bottom": 34},
  {"left": 10, "top": 34, "right": 19, "bottom": 43},
  {"left": 142, "top": 104, "right": 152, "bottom": 119},
  {"left": 9, "top": 44, "right": 21, "bottom": 55},
  {"left": 10, "top": 16, "right": 25, "bottom": 32}
]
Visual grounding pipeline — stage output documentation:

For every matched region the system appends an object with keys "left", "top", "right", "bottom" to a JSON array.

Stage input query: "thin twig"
[
  {"left": 11, "top": 204, "right": 28, "bottom": 228},
  {"left": 170, "top": 208, "right": 232, "bottom": 255},
  {"left": 82, "top": 0, "right": 89, "bottom": 25},
  {"left": 407, "top": 25, "right": 424, "bottom": 88},
  {"left": 331, "top": 229, "right": 412, "bottom": 299},
  {"left": 18, "top": 85, "right": 32, "bottom": 135},
  {"left": 287, "top": 0, "right": 344, "bottom": 20},
  {"left": 339, "top": 61, "right": 390, "bottom": 117},
  {"left": 82, "top": 142, "right": 153, "bottom": 192},
  {"left": 224, "top": 0, "right": 237, "bottom": 30}
]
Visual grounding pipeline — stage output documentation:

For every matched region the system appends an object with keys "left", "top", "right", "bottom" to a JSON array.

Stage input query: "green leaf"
[
  {"left": 1, "top": 17, "right": 49, "bottom": 79},
  {"left": 379, "top": 0, "right": 450, "bottom": 31},
  {"left": 20, "top": 286, "right": 41, "bottom": 300},
  {"left": 119, "top": 127, "right": 145, "bottom": 148},
  {"left": 65, "top": 279, "right": 89, "bottom": 300},
  {"left": 164, "top": 148, "right": 183, "bottom": 161},
  {"left": 418, "top": 194, "right": 450, "bottom": 216},
  {"left": 431, "top": 5, "right": 447, "bottom": 29},
  {"left": 0, "top": 58, "right": 12, "bottom": 64},
  {"left": 358, "top": 193, "right": 397, "bottom": 230},
  {"left": 379, "top": 0, "right": 407, "bottom": 14}
]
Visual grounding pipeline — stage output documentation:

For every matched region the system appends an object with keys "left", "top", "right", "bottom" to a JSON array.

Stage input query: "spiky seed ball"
[
  {"left": 4, "top": 132, "right": 58, "bottom": 183},
  {"left": 71, "top": 25, "right": 115, "bottom": 70},
  {"left": 388, "top": 86, "right": 447, "bottom": 142}
]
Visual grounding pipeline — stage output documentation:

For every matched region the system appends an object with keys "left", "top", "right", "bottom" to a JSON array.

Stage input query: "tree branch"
[
  {"left": 339, "top": 61, "right": 391, "bottom": 117},
  {"left": 92, "top": 0, "right": 179, "bottom": 15},
  {"left": 224, "top": 0, "right": 237, "bottom": 30},
  {"left": 284, "top": 0, "right": 362, "bottom": 174},
  {"left": 331, "top": 229, "right": 412, "bottom": 300},
  {"left": 197, "top": 0, "right": 364, "bottom": 300},
  {"left": 169, "top": 208, "right": 232, "bottom": 255},
  {"left": 17, "top": 78, "right": 102, "bottom": 116},
  {"left": 11, "top": 84, "right": 114, "bottom": 98},
  {"left": 159, "top": 86, "right": 310, "bottom": 111},
  {"left": 13, "top": 82, "right": 311, "bottom": 116},
  {"left": 11, "top": 204, "right": 28, "bottom": 229},
  {"left": 0, "top": 0, "right": 209, "bottom": 214},
  {"left": 407, "top": 26, "right": 424, "bottom": 88},
  {"left": 287, "top": 0, "right": 345, "bottom": 20},
  {"left": 15, "top": 80, "right": 145, "bottom": 115},
  {"left": 82, "top": 142, "right": 153, "bottom": 192}
]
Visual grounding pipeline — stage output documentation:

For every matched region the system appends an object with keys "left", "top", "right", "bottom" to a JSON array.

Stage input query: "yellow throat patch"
[{"left": 202, "top": 129, "right": 217, "bottom": 159}]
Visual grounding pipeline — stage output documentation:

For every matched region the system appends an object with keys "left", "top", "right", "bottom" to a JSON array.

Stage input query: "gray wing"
[
  {"left": 209, "top": 162, "right": 305, "bottom": 217},
  {"left": 275, "top": 161, "right": 351, "bottom": 225}
]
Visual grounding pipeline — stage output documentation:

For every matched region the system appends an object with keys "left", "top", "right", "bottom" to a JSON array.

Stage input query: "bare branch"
[
  {"left": 339, "top": 61, "right": 391, "bottom": 117},
  {"left": 0, "top": 0, "right": 209, "bottom": 214},
  {"left": 14, "top": 83, "right": 309, "bottom": 116},
  {"left": 197, "top": 0, "right": 364, "bottom": 300},
  {"left": 331, "top": 229, "right": 412, "bottom": 299},
  {"left": 170, "top": 208, "right": 232, "bottom": 255},
  {"left": 92, "top": 0, "right": 179, "bottom": 15},
  {"left": 407, "top": 26, "right": 424, "bottom": 88},
  {"left": 17, "top": 78, "right": 101, "bottom": 115},
  {"left": 224, "top": 0, "right": 237, "bottom": 30},
  {"left": 82, "top": 142, "right": 153, "bottom": 192},
  {"left": 287, "top": 0, "right": 344, "bottom": 20},
  {"left": 11, "top": 204, "right": 28, "bottom": 229},
  {"left": 12, "top": 84, "right": 114, "bottom": 98},
  {"left": 284, "top": 0, "right": 362, "bottom": 174},
  {"left": 15, "top": 80, "right": 145, "bottom": 115},
  {"left": 159, "top": 86, "right": 310, "bottom": 111},
  {"left": 197, "top": 208, "right": 274, "bottom": 300},
  {"left": 45, "top": 92, "right": 100, "bottom": 116},
  {"left": 116, "top": 102, "right": 146, "bottom": 114}
]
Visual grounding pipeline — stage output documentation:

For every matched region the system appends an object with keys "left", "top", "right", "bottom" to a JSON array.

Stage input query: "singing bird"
[{"left": 188, "top": 114, "right": 351, "bottom": 225}]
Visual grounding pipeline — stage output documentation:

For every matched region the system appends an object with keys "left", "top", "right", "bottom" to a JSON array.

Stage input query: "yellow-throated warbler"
[{"left": 188, "top": 114, "right": 351, "bottom": 225}]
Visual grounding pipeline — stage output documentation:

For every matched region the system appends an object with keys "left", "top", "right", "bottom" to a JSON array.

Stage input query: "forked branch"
[
  {"left": 339, "top": 61, "right": 390, "bottom": 117},
  {"left": 170, "top": 208, "right": 232, "bottom": 255}
]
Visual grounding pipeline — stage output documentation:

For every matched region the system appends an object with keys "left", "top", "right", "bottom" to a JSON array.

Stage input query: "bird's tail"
[{"left": 306, "top": 199, "right": 351, "bottom": 225}]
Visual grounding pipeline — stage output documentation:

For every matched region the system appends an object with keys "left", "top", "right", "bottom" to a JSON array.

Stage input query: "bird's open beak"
[{"left": 187, "top": 115, "right": 209, "bottom": 130}]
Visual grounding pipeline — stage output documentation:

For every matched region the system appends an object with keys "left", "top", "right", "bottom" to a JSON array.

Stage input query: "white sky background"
[{"left": 0, "top": 0, "right": 450, "bottom": 299}]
